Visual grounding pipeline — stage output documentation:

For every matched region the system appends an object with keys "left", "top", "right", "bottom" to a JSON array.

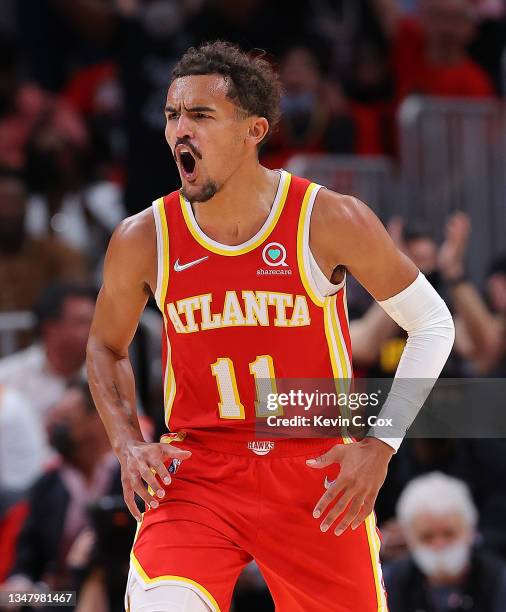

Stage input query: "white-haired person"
[{"left": 384, "top": 471, "right": 506, "bottom": 612}]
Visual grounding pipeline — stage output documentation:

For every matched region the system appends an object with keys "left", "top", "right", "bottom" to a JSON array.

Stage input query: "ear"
[{"left": 246, "top": 117, "right": 269, "bottom": 148}]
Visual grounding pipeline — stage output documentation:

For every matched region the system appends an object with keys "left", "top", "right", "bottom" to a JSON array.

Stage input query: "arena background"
[{"left": 0, "top": 1, "right": 505, "bottom": 610}]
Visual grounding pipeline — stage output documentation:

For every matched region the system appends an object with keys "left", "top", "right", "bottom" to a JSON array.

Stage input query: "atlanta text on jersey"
[{"left": 166, "top": 290, "right": 311, "bottom": 333}]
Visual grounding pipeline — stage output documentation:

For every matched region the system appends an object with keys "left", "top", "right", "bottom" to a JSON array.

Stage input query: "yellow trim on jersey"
[
  {"left": 365, "top": 513, "right": 389, "bottom": 611},
  {"left": 154, "top": 197, "right": 177, "bottom": 428},
  {"left": 153, "top": 197, "right": 170, "bottom": 308},
  {"left": 323, "top": 295, "right": 353, "bottom": 444},
  {"left": 297, "top": 182, "right": 324, "bottom": 307},
  {"left": 130, "top": 552, "right": 221, "bottom": 612},
  {"left": 329, "top": 293, "right": 354, "bottom": 423},
  {"left": 179, "top": 172, "right": 291, "bottom": 256}
]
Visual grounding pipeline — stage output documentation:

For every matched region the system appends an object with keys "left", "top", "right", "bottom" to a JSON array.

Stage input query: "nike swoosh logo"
[{"left": 174, "top": 256, "right": 209, "bottom": 272}]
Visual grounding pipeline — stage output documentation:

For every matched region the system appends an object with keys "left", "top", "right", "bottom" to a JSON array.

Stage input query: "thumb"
[
  {"left": 158, "top": 443, "right": 192, "bottom": 460},
  {"left": 306, "top": 444, "right": 344, "bottom": 468}
]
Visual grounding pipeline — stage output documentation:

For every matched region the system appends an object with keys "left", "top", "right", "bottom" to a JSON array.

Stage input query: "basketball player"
[{"left": 86, "top": 42, "right": 455, "bottom": 612}]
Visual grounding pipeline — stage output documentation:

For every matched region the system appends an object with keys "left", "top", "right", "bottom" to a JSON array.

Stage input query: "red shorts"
[{"left": 130, "top": 433, "right": 387, "bottom": 612}]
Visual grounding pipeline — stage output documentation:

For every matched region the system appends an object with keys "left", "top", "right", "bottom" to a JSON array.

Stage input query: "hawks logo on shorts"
[{"left": 247, "top": 441, "right": 275, "bottom": 455}]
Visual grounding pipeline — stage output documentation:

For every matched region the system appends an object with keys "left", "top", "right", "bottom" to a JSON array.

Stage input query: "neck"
[{"left": 190, "top": 163, "right": 280, "bottom": 246}]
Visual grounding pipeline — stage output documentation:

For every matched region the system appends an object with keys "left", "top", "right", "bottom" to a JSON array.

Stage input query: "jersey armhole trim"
[
  {"left": 152, "top": 198, "right": 168, "bottom": 309},
  {"left": 297, "top": 183, "right": 346, "bottom": 306}
]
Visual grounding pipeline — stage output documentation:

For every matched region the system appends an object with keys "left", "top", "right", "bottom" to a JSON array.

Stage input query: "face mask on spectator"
[{"left": 412, "top": 541, "right": 470, "bottom": 577}]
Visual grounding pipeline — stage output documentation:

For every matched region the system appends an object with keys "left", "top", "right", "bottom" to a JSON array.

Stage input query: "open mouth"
[{"left": 176, "top": 147, "right": 198, "bottom": 182}]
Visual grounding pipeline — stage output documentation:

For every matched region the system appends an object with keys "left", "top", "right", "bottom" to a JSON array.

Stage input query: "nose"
[{"left": 175, "top": 115, "right": 194, "bottom": 140}]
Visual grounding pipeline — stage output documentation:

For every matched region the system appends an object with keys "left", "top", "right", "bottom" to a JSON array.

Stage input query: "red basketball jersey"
[{"left": 152, "top": 171, "right": 353, "bottom": 441}]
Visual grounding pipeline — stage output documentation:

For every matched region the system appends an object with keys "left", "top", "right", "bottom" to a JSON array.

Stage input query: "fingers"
[
  {"left": 314, "top": 481, "right": 375, "bottom": 536},
  {"left": 331, "top": 495, "right": 364, "bottom": 536},
  {"left": 140, "top": 465, "right": 166, "bottom": 500},
  {"left": 123, "top": 485, "right": 142, "bottom": 522},
  {"left": 159, "top": 444, "right": 192, "bottom": 460},
  {"left": 152, "top": 460, "right": 172, "bottom": 486},
  {"left": 313, "top": 483, "right": 339, "bottom": 519},
  {"left": 133, "top": 477, "right": 160, "bottom": 509},
  {"left": 120, "top": 441, "right": 192, "bottom": 521},
  {"left": 318, "top": 489, "right": 353, "bottom": 532},
  {"left": 351, "top": 497, "right": 376, "bottom": 530},
  {"left": 306, "top": 444, "right": 344, "bottom": 469}
]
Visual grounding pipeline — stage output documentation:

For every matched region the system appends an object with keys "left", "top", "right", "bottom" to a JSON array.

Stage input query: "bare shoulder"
[
  {"left": 310, "top": 188, "right": 386, "bottom": 266},
  {"left": 310, "top": 187, "right": 417, "bottom": 299},
  {"left": 113, "top": 207, "right": 156, "bottom": 245},
  {"left": 105, "top": 207, "right": 157, "bottom": 294}
]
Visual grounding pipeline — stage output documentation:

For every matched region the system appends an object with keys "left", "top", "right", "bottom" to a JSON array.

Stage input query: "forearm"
[
  {"left": 86, "top": 337, "right": 143, "bottom": 455},
  {"left": 371, "top": 273, "right": 455, "bottom": 450}
]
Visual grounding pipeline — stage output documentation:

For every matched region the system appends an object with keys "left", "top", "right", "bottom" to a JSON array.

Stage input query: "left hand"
[{"left": 306, "top": 438, "right": 394, "bottom": 536}]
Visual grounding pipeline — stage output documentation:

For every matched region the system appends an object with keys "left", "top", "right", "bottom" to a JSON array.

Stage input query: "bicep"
[
  {"left": 89, "top": 221, "right": 153, "bottom": 355},
  {"left": 91, "top": 284, "right": 149, "bottom": 356},
  {"left": 315, "top": 192, "right": 418, "bottom": 301}
]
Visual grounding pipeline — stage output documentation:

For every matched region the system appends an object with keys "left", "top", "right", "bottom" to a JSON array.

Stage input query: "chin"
[{"left": 182, "top": 180, "right": 219, "bottom": 204}]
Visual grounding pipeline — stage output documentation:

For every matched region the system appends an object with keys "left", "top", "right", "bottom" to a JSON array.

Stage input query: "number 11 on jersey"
[{"left": 211, "top": 355, "right": 283, "bottom": 419}]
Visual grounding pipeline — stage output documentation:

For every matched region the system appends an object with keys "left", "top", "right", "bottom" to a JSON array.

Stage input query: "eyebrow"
[{"left": 164, "top": 105, "right": 216, "bottom": 113}]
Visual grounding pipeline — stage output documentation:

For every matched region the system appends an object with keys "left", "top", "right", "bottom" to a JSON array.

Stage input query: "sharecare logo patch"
[{"left": 247, "top": 441, "right": 275, "bottom": 456}]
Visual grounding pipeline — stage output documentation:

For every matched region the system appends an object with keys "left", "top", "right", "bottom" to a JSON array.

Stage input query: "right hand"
[{"left": 118, "top": 440, "right": 191, "bottom": 520}]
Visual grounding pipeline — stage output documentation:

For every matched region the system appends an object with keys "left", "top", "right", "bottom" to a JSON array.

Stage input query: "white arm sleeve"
[{"left": 372, "top": 272, "right": 455, "bottom": 452}]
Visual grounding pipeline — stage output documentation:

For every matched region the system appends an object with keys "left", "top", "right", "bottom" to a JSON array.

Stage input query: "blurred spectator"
[
  {"left": 350, "top": 303, "right": 398, "bottom": 370},
  {"left": 373, "top": 0, "right": 495, "bottom": 100},
  {"left": 0, "top": 385, "right": 47, "bottom": 492},
  {"left": 438, "top": 213, "right": 506, "bottom": 375},
  {"left": 377, "top": 216, "right": 466, "bottom": 377},
  {"left": 51, "top": 0, "right": 205, "bottom": 215},
  {"left": 0, "top": 283, "right": 95, "bottom": 423},
  {"left": 2, "top": 382, "right": 121, "bottom": 594},
  {"left": 346, "top": 39, "right": 395, "bottom": 156},
  {"left": 262, "top": 46, "right": 356, "bottom": 168},
  {"left": 0, "top": 491, "right": 28, "bottom": 584},
  {"left": 190, "top": 0, "right": 310, "bottom": 56},
  {"left": 469, "top": 0, "right": 506, "bottom": 93},
  {"left": 0, "top": 169, "right": 89, "bottom": 314},
  {"left": 377, "top": 439, "right": 476, "bottom": 541},
  {"left": 385, "top": 472, "right": 506, "bottom": 612},
  {"left": 459, "top": 439, "right": 506, "bottom": 560},
  {"left": 63, "top": 61, "right": 125, "bottom": 182},
  {"left": 24, "top": 122, "right": 126, "bottom": 273},
  {"left": 73, "top": 496, "right": 136, "bottom": 612},
  {"left": 0, "top": 33, "right": 88, "bottom": 171},
  {"left": 16, "top": 0, "right": 106, "bottom": 93}
]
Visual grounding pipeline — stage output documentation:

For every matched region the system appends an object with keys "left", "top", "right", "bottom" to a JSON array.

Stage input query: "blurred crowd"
[{"left": 0, "top": 0, "right": 505, "bottom": 611}]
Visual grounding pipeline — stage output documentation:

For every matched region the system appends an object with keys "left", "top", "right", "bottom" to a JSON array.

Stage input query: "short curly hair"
[{"left": 170, "top": 41, "right": 281, "bottom": 140}]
